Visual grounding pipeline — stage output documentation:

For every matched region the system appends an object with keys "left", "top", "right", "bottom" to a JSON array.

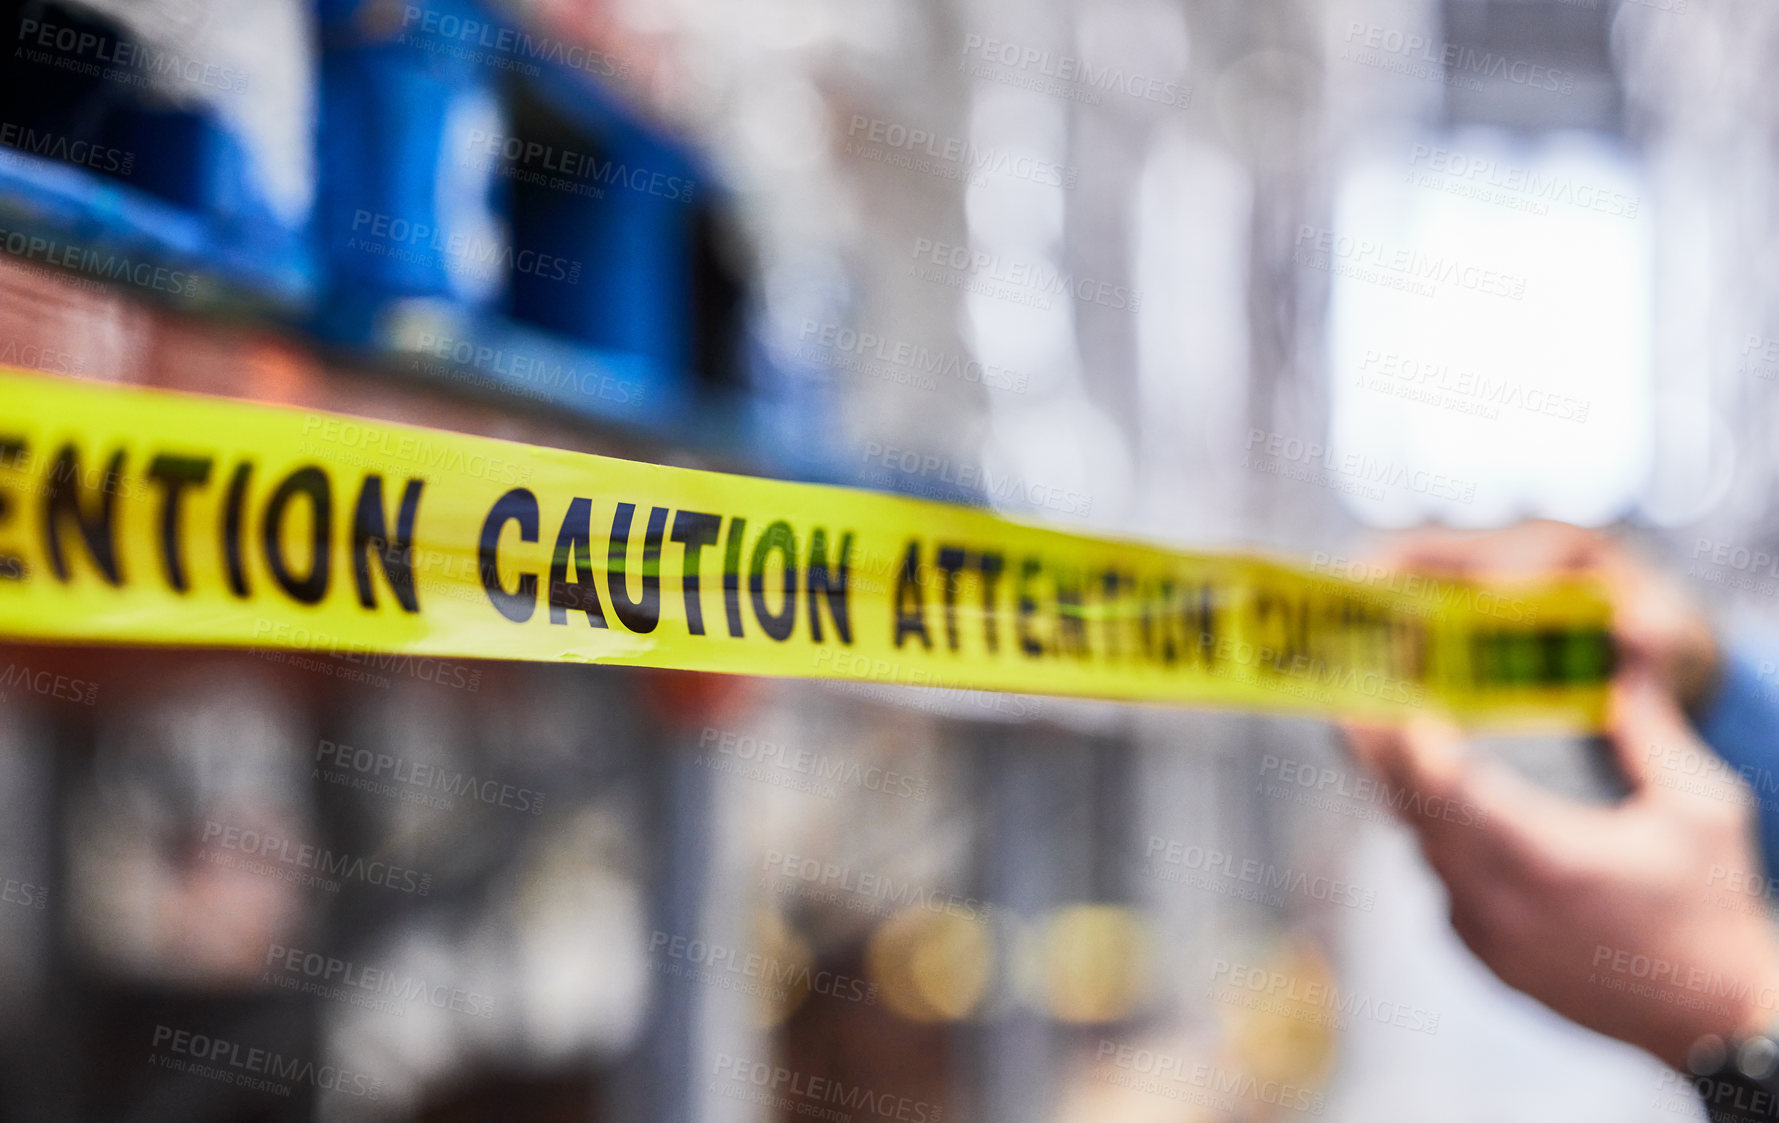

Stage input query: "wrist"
[
  {"left": 1639, "top": 953, "right": 1779, "bottom": 1074},
  {"left": 1672, "top": 962, "right": 1779, "bottom": 1074}
]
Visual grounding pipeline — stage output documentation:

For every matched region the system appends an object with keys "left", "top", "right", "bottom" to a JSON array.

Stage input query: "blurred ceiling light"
[
  {"left": 1036, "top": 903, "right": 1151, "bottom": 1024},
  {"left": 1327, "top": 128, "right": 1652, "bottom": 528},
  {"left": 866, "top": 907, "right": 994, "bottom": 1022},
  {"left": 1217, "top": 937, "right": 1340, "bottom": 1089}
]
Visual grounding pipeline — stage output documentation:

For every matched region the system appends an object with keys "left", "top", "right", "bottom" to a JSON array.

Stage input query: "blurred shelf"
[
  {"left": 0, "top": 151, "right": 314, "bottom": 311},
  {"left": 0, "top": 0, "right": 840, "bottom": 483}
]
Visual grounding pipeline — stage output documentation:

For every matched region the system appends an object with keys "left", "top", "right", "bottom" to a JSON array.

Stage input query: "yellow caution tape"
[{"left": 0, "top": 368, "right": 1611, "bottom": 726}]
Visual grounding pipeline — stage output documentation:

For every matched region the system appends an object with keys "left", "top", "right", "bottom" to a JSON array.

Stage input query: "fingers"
[
  {"left": 1341, "top": 717, "right": 1518, "bottom": 861},
  {"left": 1368, "top": 531, "right": 1482, "bottom": 580},
  {"left": 1340, "top": 716, "right": 1590, "bottom": 893},
  {"left": 1343, "top": 716, "right": 1468, "bottom": 818},
  {"left": 1613, "top": 670, "right": 1752, "bottom": 815},
  {"left": 1605, "top": 671, "right": 1694, "bottom": 796},
  {"left": 1370, "top": 520, "right": 1606, "bottom": 583}
]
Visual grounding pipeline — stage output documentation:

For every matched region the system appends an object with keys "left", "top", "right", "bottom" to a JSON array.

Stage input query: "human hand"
[
  {"left": 1343, "top": 674, "right": 1779, "bottom": 1069},
  {"left": 1368, "top": 519, "right": 1720, "bottom": 711}
]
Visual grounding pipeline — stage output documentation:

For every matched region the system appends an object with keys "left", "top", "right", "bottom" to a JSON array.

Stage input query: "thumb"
[
  {"left": 1607, "top": 670, "right": 1702, "bottom": 798},
  {"left": 1342, "top": 716, "right": 1588, "bottom": 886},
  {"left": 1342, "top": 716, "right": 1468, "bottom": 820}
]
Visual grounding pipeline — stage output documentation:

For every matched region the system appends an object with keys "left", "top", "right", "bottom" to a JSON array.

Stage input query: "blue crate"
[
  {"left": 313, "top": 0, "right": 709, "bottom": 434},
  {"left": 0, "top": 0, "right": 841, "bottom": 480},
  {"left": 0, "top": 0, "right": 316, "bottom": 308}
]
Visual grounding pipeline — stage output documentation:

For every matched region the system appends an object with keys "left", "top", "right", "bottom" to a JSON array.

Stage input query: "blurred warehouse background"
[{"left": 0, "top": 0, "right": 1769, "bottom": 1120}]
